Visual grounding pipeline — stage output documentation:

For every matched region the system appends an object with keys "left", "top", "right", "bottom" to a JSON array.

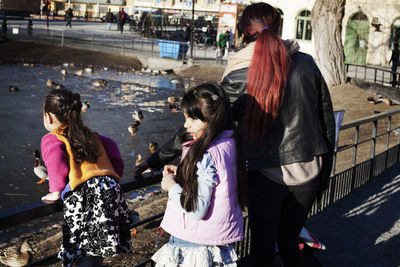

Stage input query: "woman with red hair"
[{"left": 221, "top": 3, "right": 335, "bottom": 266}]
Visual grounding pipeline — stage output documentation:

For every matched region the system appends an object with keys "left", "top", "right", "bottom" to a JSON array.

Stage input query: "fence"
[
  {"left": 346, "top": 64, "right": 400, "bottom": 88},
  {"left": 1, "top": 22, "right": 223, "bottom": 63},
  {"left": 1, "top": 107, "right": 400, "bottom": 266}
]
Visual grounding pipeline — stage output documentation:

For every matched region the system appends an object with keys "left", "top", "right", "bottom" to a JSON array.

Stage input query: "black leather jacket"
[
  {"left": 222, "top": 52, "right": 335, "bottom": 171},
  {"left": 147, "top": 52, "right": 335, "bottom": 178}
]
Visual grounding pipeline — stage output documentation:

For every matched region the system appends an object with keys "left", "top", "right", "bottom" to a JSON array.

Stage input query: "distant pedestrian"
[
  {"left": 184, "top": 22, "right": 191, "bottom": 42},
  {"left": 65, "top": 7, "right": 73, "bottom": 28},
  {"left": 117, "top": 8, "right": 127, "bottom": 34},
  {"left": 204, "top": 21, "right": 215, "bottom": 47},
  {"left": 105, "top": 8, "right": 113, "bottom": 31},
  {"left": 84, "top": 11, "right": 89, "bottom": 21},
  {"left": 389, "top": 43, "right": 399, "bottom": 87},
  {"left": 217, "top": 26, "right": 229, "bottom": 61},
  {"left": 41, "top": 89, "right": 132, "bottom": 267}
]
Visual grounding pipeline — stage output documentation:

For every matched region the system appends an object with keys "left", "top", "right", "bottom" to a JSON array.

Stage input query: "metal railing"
[
  {"left": 1, "top": 108, "right": 400, "bottom": 266},
  {"left": 346, "top": 64, "right": 400, "bottom": 88},
  {"left": 1, "top": 23, "right": 222, "bottom": 63}
]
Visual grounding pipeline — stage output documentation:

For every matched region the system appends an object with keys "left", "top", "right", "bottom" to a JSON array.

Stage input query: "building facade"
[
  {"left": 45, "top": 0, "right": 400, "bottom": 67},
  {"left": 251, "top": 0, "right": 400, "bottom": 67}
]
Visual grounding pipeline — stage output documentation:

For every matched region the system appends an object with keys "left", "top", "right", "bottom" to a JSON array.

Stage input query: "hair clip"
[{"left": 211, "top": 95, "right": 219, "bottom": 101}]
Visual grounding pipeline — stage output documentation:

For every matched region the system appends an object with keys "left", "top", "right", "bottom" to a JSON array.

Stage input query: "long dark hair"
[
  {"left": 175, "top": 83, "right": 246, "bottom": 212},
  {"left": 239, "top": 2, "right": 290, "bottom": 142},
  {"left": 43, "top": 89, "right": 100, "bottom": 164}
]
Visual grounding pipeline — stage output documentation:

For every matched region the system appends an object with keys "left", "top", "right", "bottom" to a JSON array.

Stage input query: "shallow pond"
[{"left": 0, "top": 63, "right": 190, "bottom": 210}]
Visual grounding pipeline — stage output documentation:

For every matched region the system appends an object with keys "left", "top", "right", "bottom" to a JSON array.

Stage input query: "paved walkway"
[{"left": 306, "top": 164, "right": 400, "bottom": 267}]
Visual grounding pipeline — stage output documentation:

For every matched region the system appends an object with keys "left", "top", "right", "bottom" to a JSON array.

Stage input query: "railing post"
[
  {"left": 92, "top": 35, "right": 94, "bottom": 49},
  {"left": 385, "top": 116, "right": 391, "bottom": 170},
  {"left": 350, "top": 125, "right": 360, "bottom": 190},
  {"left": 374, "top": 68, "right": 377, "bottom": 84},
  {"left": 364, "top": 65, "right": 367, "bottom": 81},
  {"left": 369, "top": 120, "right": 378, "bottom": 180},
  {"left": 61, "top": 30, "right": 64, "bottom": 47},
  {"left": 151, "top": 39, "right": 154, "bottom": 57},
  {"left": 355, "top": 65, "right": 358, "bottom": 79},
  {"left": 121, "top": 37, "right": 125, "bottom": 55}
]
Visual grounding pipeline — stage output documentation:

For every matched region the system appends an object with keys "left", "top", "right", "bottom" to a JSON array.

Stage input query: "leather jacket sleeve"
[{"left": 146, "top": 128, "right": 188, "bottom": 169}]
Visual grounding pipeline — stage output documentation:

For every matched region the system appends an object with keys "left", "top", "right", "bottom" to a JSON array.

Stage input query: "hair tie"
[{"left": 262, "top": 26, "right": 270, "bottom": 32}]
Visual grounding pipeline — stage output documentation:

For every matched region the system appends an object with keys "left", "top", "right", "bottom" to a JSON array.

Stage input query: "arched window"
[
  {"left": 296, "top": 9, "right": 311, "bottom": 40},
  {"left": 390, "top": 18, "right": 400, "bottom": 48},
  {"left": 350, "top": 12, "right": 368, "bottom": 21},
  {"left": 276, "top": 8, "right": 283, "bottom": 37}
]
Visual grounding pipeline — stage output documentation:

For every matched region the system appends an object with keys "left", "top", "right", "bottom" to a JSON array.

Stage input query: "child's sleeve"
[
  {"left": 168, "top": 152, "right": 217, "bottom": 220},
  {"left": 41, "top": 134, "right": 69, "bottom": 193},
  {"left": 99, "top": 134, "right": 124, "bottom": 177}
]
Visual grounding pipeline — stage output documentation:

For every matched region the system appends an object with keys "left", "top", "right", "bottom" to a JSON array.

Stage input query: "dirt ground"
[{"left": 1, "top": 40, "right": 400, "bottom": 266}]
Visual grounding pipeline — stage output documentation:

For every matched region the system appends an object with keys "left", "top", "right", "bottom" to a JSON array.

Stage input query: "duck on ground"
[
  {"left": 81, "top": 101, "right": 90, "bottom": 112},
  {"left": 0, "top": 240, "right": 34, "bottom": 267},
  {"left": 46, "top": 79, "right": 65, "bottom": 89},
  {"left": 132, "top": 110, "right": 144, "bottom": 123},
  {"left": 92, "top": 79, "right": 107, "bottom": 87},
  {"left": 33, "top": 150, "right": 49, "bottom": 184},
  {"left": 128, "top": 121, "right": 140, "bottom": 136},
  {"left": 149, "top": 141, "right": 159, "bottom": 154},
  {"left": 8, "top": 86, "right": 19, "bottom": 92}
]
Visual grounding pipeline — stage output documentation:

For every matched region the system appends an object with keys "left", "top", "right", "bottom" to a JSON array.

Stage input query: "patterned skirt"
[
  {"left": 152, "top": 236, "right": 238, "bottom": 267},
  {"left": 58, "top": 176, "right": 132, "bottom": 267}
]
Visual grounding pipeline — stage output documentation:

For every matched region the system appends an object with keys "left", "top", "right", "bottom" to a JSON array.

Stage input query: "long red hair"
[{"left": 239, "top": 3, "right": 290, "bottom": 142}]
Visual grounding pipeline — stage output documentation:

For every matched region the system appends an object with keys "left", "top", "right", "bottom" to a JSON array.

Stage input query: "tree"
[{"left": 311, "top": 0, "right": 346, "bottom": 88}]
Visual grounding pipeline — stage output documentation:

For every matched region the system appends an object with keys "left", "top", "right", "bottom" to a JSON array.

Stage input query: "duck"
[
  {"left": 33, "top": 150, "right": 49, "bottom": 184},
  {"left": 367, "top": 96, "right": 377, "bottom": 105},
  {"left": 0, "top": 240, "right": 34, "bottom": 267},
  {"left": 81, "top": 101, "right": 90, "bottom": 112},
  {"left": 135, "top": 154, "right": 144, "bottom": 166},
  {"left": 132, "top": 110, "right": 144, "bottom": 123},
  {"left": 149, "top": 141, "right": 159, "bottom": 154},
  {"left": 85, "top": 67, "right": 93, "bottom": 73},
  {"left": 46, "top": 79, "right": 65, "bottom": 89},
  {"left": 8, "top": 86, "right": 19, "bottom": 92},
  {"left": 61, "top": 69, "right": 67, "bottom": 78},
  {"left": 128, "top": 121, "right": 140, "bottom": 136},
  {"left": 92, "top": 79, "right": 107, "bottom": 87},
  {"left": 75, "top": 69, "right": 84, "bottom": 76},
  {"left": 167, "top": 96, "right": 178, "bottom": 112}
]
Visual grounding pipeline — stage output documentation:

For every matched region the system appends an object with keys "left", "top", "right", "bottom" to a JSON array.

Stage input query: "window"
[
  {"left": 276, "top": 8, "right": 283, "bottom": 37},
  {"left": 296, "top": 10, "right": 311, "bottom": 40}
]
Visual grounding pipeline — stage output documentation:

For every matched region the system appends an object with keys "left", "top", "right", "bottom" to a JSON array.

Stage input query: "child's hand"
[
  {"left": 161, "top": 165, "right": 177, "bottom": 192},
  {"left": 162, "top": 165, "right": 177, "bottom": 177}
]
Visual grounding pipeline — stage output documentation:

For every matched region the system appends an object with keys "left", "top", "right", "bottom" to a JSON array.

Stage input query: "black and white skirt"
[{"left": 58, "top": 175, "right": 132, "bottom": 267}]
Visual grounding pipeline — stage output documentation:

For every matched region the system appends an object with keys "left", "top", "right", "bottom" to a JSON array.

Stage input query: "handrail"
[
  {"left": 341, "top": 108, "right": 400, "bottom": 130},
  {"left": 0, "top": 173, "right": 161, "bottom": 229}
]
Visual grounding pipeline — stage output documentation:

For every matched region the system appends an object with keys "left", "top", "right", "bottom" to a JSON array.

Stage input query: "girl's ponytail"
[{"left": 44, "top": 89, "right": 100, "bottom": 163}]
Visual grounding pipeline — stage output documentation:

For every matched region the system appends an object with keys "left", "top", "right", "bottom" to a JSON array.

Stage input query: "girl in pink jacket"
[{"left": 152, "top": 83, "right": 245, "bottom": 266}]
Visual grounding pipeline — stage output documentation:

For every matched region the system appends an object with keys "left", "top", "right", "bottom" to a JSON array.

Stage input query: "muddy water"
[{"left": 0, "top": 64, "right": 190, "bottom": 210}]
